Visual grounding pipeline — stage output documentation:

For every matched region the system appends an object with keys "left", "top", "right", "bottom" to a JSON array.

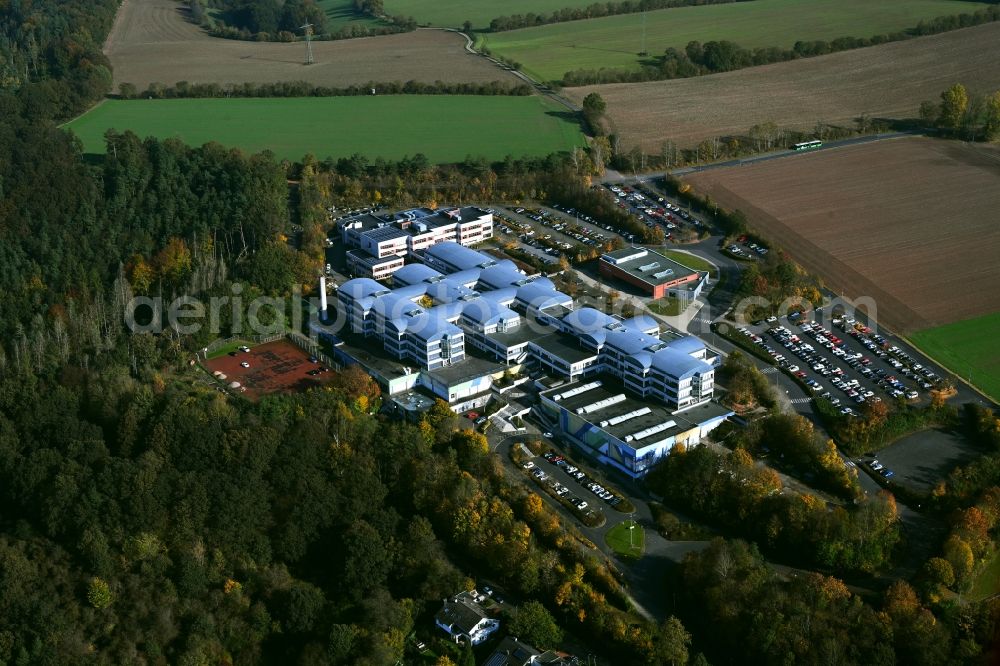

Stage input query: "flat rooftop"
[
  {"left": 346, "top": 248, "right": 403, "bottom": 268},
  {"left": 491, "top": 325, "right": 540, "bottom": 348},
  {"left": 343, "top": 207, "right": 489, "bottom": 238},
  {"left": 600, "top": 247, "right": 699, "bottom": 288},
  {"left": 541, "top": 376, "right": 731, "bottom": 450},
  {"left": 334, "top": 333, "right": 424, "bottom": 380},
  {"left": 530, "top": 333, "right": 599, "bottom": 364},
  {"left": 424, "top": 352, "right": 501, "bottom": 386}
]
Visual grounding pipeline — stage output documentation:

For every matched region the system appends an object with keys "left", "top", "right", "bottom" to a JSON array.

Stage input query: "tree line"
[
  {"left": 486, "top": 0, "right": 747, "bottom": 33},
  {"left": 0, "top": 0, "right": 117, "bottom": 120},
  {"left": 920, "top": 82, "right": 1000, "bottom": 142},
  {"left": 196, "top": 0, "right": 419, "bottom": 42},
  {"left": 117, "top": 78, "right": 534, "bottom": 100},
  {"left": 647, "top": 444, "right": 900, "bottom": 573},
  {"left": 559, "top": 5, "right": 1000, "bottom": 85}
]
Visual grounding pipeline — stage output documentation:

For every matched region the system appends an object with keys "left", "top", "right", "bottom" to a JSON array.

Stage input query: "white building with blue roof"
[
  {"left": 336, "top": 243, "right": 572, "bottom": 372},
  {"left": 529, "top": 307, "right": 716, "bottom": 411}
]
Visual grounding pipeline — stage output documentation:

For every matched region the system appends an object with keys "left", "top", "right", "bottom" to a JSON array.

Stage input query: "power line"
[{"left": 300, "top": 23, "right": 314, "bottom": 65}]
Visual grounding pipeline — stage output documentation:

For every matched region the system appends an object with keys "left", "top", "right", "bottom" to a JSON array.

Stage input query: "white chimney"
[{"left": 319, "top": 275, "right": 328, "bottom": 315}]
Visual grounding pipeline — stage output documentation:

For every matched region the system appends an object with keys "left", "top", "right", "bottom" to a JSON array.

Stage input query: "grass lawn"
[
  {"left": 64, "top": 96, "right": 586, "bottom": 163},
  {"left": 647, "top": 298, "right": 687, "bottom": 317},
  {"left": 206, "top": 340, "right": 251, "bottom": 360},
  {"left": 657, "top": 249, "right": 716, "bottom": 275},
  {"left": 385, "top": 0, "right": 607, "bottom": 29},
  {"left": 910, "top": 311, "right": 1000, "bottom": 403},
  {"left": 478, "top": 0, "right": 989, "bottom": 81},
  {"left": 605, "top": 519, "right": 645, "bottom": 559},
  {"left": 969, "top": 550, "right": 1000, "bottom": 602}
]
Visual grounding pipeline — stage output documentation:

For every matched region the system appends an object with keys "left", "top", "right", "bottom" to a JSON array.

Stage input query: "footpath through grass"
[
  {"left": 65, "top": 96, "right": 586, "bottom": 163},
  {"left": 479, "top": 0, "right": 989, "bottom": 81},
  {"left": 605, "top": 519, "right": 645, "bottom": 559},
  {"left": 910, "top": 311, "right": 1000, "bottom": 403}
]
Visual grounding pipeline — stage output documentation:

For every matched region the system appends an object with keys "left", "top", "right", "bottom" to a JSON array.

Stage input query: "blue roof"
[
  {"left": 560, "top": 307, "right": 616, "bottom": 334},
  {"left": 662, "top": 336, "right": 706, "bottom": 356},
  {"left": 478, "top": 263, "right": 530, "bottom": 290},
  {"left": 393, "top": 263, "right": 442, "bottom": 286},
  {"left": 622, "top": 315, "right": 660, "bottom": 335},
  {"left": 651, "top": 350, "right": 713, "bottom": 380},
  {"left": 340, "top": 277, "right": 389, "bottom": 300},
  {"left": 425, "top": 242, "right": 494, "bottom": 272},
  {"left": 515, "top": 282, "right": 572, "bottom": 312}
]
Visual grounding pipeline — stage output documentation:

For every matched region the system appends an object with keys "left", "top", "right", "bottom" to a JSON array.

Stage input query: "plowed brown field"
[
  {"left": 566, "top": 22, "right": 1000, "bottom": 150},
  {"left": 684, "top": 137, "right": 1000, "bottom": 333},
  {"left": 105, "top": 0, "right": 515, "bottom": 89}
]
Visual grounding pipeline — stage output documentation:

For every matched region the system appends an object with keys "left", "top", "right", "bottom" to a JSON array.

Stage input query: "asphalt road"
[{"left": 492, "top": 431, "right": 709, "bottom": 622}]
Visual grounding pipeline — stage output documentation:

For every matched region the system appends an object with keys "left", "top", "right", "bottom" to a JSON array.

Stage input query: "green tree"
[
  {"left": 87, "top": 577, "right": 113, "bottom": 609},
  {"left": 581, "top": 92, "right": 607, "bottom": 135},
  {"left": 939, "top": 83, "right": 969, "bottom": 130},
  {"left": 651, "top": 616, "right": 691, "bottom": 666},
  {"left": 983, "top": 90, "right": 1000, "bottom": 142},
  {"left": 509, "top": 600, "right": 564, "bottom": 649}
]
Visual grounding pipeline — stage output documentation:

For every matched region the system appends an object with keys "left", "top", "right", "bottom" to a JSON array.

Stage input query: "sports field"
[
  {"left": 910, "top": 313, "right": 1000, "bottom": 403},
  {"left": 203, "top": 339, "right": 336, "bottom": 401},
  {"left": 64, "top": 96, "right": 585, "bottom": 162},
  {"left": 479, "top": 0, "right": 989, "bottom": 81}
]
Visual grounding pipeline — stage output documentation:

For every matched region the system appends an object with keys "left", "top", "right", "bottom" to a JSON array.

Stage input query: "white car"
[
  {"left": 240, "top": 361, "right": 250, "bottom": 368},
  {"left": 522, "top": 461, "right": 535, "bottom": 470}
]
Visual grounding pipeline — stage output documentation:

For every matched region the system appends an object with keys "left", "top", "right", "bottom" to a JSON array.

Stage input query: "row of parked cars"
[
  {"left": 869, "top": 458, "right": 895, "bottom": 479},
  {"left": 524, "top": 460, "right": 588, "bottom": 510},
  {"left": 542, "top": 450, "right": 624, "bottom": 507}
]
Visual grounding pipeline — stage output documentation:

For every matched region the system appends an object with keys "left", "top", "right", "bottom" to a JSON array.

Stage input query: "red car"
[
  {"left": 795, "top": 371, "right": 807, "bottom": 378},
  {"left": 467, "top": 411, "right": 479, "bottom": 420}
]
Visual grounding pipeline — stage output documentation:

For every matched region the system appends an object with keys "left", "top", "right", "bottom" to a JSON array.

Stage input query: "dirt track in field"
[
  {"left": 684, "top": 137, "right": 1000, "bottom": 333},
  {"left": 566, "top": 22, "right": 1000, "bottom": 150},
  {"left": 105, "top": 0, "right": 516, "bottom": 89}
]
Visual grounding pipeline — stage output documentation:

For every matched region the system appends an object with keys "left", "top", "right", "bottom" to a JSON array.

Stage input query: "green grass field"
[
  {"left": 910, "top": 312, "right": 1000, "bottom": 403},
  {"left": 384, "top": 0, "right": 602, "bottom": 29},
  {"left": 64, "top": 96, "right": 586, "bottom": 163},
  {"left": 478, "top": 0, "right": 989, "bottom": 81},
  {"left": 647, "top": 298, "right": 687, "bottom": 317},
  {"left": 605, "top": 519, "right": 645, "bottom": 559},
  {"left": 659, "top": 249, "right": 716, "bottom": 275}
]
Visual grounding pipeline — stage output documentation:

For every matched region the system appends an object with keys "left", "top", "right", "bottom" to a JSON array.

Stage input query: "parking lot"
[
  {"left": 736, "top": 311, "right": 946, "bottom": 418},
  {"left": 603, "top": 183, "right": 707, "bottom": 242},
  {"left": 491, "top": 205, "right": 627, "bottom": 265},
  {"left": 862, "top": 428, "right": 981, "bottom": 491},
  {"left": 521, "top": 449, "right": 629, "bottom": 521}
]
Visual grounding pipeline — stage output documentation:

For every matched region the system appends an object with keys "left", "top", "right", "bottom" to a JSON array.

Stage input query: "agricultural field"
[
  {"left": 911, "top": 313, "right": 1000, "bottom": 403},
  {"left": 682, "top": 137, "right": 1000, "bottom": 337},
  {"left": 105, "top": 0, "right": 515, "bottom": 90},
  {"left": 384, "top": 0, "right": 602, "bottom": 30},
  {"left": 479, "top": 0, "right": 989, "bottom": 82},
  {"left": 565, "top": 22, "right": 1000, "bottom": 149},
  {"left": 64, "top": 96, "right": 586, "bottom": 163}
]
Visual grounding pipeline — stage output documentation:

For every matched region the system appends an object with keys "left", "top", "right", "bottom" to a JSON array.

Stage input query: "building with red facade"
[{"left": 598, "top": 247, "right": 706, "bottom": 300}]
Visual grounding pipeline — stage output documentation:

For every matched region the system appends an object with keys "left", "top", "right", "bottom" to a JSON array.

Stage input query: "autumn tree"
[
  {"left": 939, "top": 83, "right": 969, "bottom": 130},
  {"left": 984, "top": 90, "right": 1000, "bottom": 142},
  {"left": 509, "top": 600, "right": 564, "bottom": 649}
]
